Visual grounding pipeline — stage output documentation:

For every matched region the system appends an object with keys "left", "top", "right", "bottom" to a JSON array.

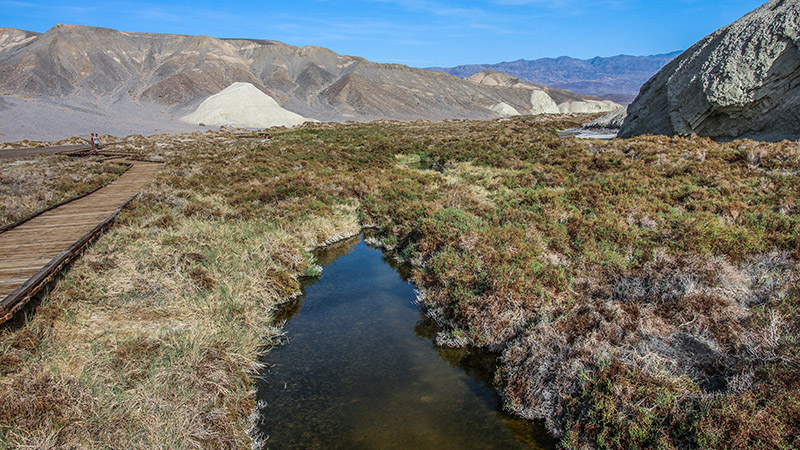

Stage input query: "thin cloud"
[
  {"left": 0, "top": 0, "right": 38, "bottom": 7},
  {"left": 271, "top": 13, "right": 445, "bottom": 37},
  {"left": 368, "top": 0, "right": 495, "bottom": 21},
  {"left": 131, "top": 7, "right": 184, "bottom": 22},
  {"left": 468, "top": 23, "right": 518, "bottom": 35},
  {"left": 492, "top": 0, "right": 624, "bottom": 11}
]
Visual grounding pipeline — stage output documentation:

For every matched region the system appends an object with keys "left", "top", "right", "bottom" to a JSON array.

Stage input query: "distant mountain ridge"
[
  {"left": 428, "top": 51, "right": 682, "bottom": 103},
  {"left": 0, "top": 25, "right": 618, "bottom": 141},
  {"left": 466, "top": 70, "right": 619, "bottom": 114}
]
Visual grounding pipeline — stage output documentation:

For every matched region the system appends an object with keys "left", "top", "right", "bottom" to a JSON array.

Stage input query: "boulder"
[{"left": 619, "top": 0, "right": 800, "bottom": 141}]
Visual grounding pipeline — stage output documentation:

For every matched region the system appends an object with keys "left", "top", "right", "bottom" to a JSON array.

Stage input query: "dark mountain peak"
[{"left": 647, "top": 50, "right": 683, "bottom": 58}]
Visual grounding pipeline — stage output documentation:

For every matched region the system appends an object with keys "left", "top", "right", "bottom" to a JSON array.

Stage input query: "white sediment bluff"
[
  {"left": 465, "top": 69, "right": 620, "bottom": 116},
  {"left": 182, "top": 82, "right": 312, "bottom": 128},
  {"left": 491, "top": 102, "right": 521, "bottom": 116},
  {"left": 557, "top": 100, "right": 619, "bottom": 114},
  {"left": 530, "top": 90, "right": 560, "bottom": 114}
]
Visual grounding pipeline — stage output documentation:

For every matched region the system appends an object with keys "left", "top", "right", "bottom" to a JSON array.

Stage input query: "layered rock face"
[
  {"left": 582, "top": 106, "right": 628, "bottom": 129},
  {"left": 619, "top": 0, "right": 800, "bottom": 141}
]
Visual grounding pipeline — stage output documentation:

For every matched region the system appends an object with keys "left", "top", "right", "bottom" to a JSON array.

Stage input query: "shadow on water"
[{"left": 256, "top": 234, "right": 556, "bottom": 450}]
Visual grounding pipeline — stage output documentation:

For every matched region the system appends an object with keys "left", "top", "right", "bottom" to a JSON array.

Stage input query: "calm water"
[{"left": 256, "top": 236, "right": 555, "bottom": 450}]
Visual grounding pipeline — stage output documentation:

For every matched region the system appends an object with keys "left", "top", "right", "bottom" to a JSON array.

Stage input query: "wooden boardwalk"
[
  {"left": 0, "top": 141, "right": 127, "bottom": 160},
  {"left": 0, "top": 159, "right": 161, "bottom": 322}
]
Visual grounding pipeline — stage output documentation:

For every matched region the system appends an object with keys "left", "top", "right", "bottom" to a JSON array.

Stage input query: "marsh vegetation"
[{"left": 0, "top": 115, "right": 798, "bottom": 449}]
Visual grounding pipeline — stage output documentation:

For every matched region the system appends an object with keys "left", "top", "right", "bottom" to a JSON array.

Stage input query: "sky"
[{"left": 2, "top": 0, "right": 767, "bottom": 67}]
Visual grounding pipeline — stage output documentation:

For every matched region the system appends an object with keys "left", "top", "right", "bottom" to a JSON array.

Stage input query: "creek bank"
[{"left": 256, "top": 235, "right": 556, "bottom": 449}]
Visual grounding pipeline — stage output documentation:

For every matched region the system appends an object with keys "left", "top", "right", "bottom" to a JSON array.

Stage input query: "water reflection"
[{"left": 256, "top": 235, "right": 555, "bottom": 449}]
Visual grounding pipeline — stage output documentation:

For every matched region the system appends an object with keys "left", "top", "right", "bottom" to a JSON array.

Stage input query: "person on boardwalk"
[{"left": 91, "top": 133, "right": 100, "bottom": 154}]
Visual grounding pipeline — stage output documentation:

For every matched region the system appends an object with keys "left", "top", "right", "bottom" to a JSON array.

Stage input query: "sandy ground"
[
  {"left": 0, "top": 144, "right": 90, "bottom": 160},
  {"left": 0, "top": 94, "right": 205, "bottom": 143}
]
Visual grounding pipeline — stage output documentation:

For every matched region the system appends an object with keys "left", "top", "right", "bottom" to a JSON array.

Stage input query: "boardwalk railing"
[
  {"left": 0, "top": 195, "right": 137, "bottom": 324},
  {"left": 0, "top": 158, "right": 161, "bottom": 325}
]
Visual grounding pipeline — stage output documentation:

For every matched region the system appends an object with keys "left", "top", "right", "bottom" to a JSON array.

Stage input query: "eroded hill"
[{"left": 0, "top": 25, "right": 617, "bottom": 141}]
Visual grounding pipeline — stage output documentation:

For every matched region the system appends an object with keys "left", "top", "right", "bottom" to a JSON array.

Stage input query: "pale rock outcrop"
[
  {"left": 467, "top": 70, "right": 532, "bottom": 89},
  {"left": 619, "top": 0, "right": 800, "bottom": 141},
  {"left": 182, "top": 82, "right": 312, "bottom": 128},
  {"left": 0, "top": 28, "right": 39, "bottom": 50},
  {"left": 530, "top": 90, "right": 561, "bottom": 114},
  {"left": 557, "top": 100, "right": 620, "bottom": 114},
  {"left": 583, "top": 106, "right": 628, "bottom": 129},
  {"left": 491, "top": 102, "right": 521, "bottom": 116}
]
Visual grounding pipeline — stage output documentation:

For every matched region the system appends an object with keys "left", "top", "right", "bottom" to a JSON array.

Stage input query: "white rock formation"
[
  {"left": 182, "top": 82, "right": 311, "bottom": 128},
  {"left": 530, "top": 90, "right": 561, "bottom": 114},
  {"left": 557, "top": 100, "right": 620, "bottom": 114},
  {"left": 582, "top": 106, "right": 628, "bottom": 129},
  {"left": 468, "top": 70, "right": 531, "bottom": 89},
  {"left": 619, "top": 0, "right": 800, "bottom": 141},
  {"left": 491, "top": 102, "right": 521, "bottom": 116}
]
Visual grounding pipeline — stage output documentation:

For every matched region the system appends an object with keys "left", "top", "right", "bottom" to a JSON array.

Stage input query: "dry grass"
[
  {"left": 0, "top": 129, "right": 359, "bottom": 449},
  {"left": 0, "top": 136, "right": 91, "bottom": 149},
  {"left": 0, "top": 155, "right": 127, "bottom": 226}
]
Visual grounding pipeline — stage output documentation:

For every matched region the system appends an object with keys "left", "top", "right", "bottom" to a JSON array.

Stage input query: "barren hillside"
[{"left": 0, "top": 25, "right": 616, "bottom": 141}]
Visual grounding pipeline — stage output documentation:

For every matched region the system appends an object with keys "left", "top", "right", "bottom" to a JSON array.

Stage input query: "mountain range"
[
  {"left": 428, "top": 51, "right": 682, "bottom": 103},
  {"left": 0, "top": 25, "right": 619, "bottom": 142}
]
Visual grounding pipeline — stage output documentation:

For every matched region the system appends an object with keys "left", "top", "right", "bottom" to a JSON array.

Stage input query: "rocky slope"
[
  {"left": 429, "top": 51, "right": 681, "bottom": 101},
  {"left": 619, "top": 0, "right": 800, "bottom": 141},
  {"left": 0, "top": 25, "right": 611, "bottom": 141},
  {"left": 0, "top": 28, "right": 40, "bottom": 49}
]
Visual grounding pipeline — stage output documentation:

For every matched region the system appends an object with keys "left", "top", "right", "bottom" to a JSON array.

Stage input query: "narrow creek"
[{"left": 256, "top": 235, "right": 556, "bottom": 449}]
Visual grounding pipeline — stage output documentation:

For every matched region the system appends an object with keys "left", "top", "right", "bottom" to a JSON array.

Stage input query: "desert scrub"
[
  {"left": 0, "top": 154, "right": 127, "bottom": 226},
  {"left": 357, "top": 122, "right": 800, "bottom": 448}
]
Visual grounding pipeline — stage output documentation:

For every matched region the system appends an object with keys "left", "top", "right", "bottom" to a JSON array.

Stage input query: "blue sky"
[{"left": 2, "top": 0, "right": 766, "bottom": 67}]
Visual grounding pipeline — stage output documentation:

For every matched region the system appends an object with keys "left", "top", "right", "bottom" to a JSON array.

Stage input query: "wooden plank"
[{"left": 0, "top": 159, "right": 161, "bottom": 323}]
